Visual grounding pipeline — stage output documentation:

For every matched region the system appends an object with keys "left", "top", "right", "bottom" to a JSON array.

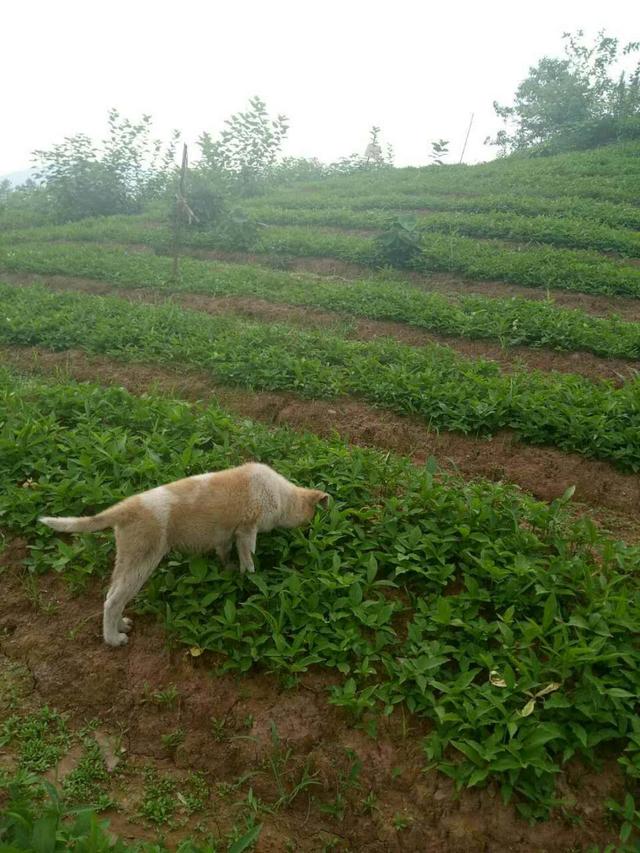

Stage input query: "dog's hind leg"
[
  {"left": 215, "top": 537, "right": 233, "bottom": 568},
  {"left": 103, "top": 527, "right": 165, "bottom": 647}
]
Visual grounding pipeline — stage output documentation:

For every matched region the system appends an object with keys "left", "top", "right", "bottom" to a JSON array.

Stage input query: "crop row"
[
  {"left": 3, "top": 369, "right": 639, "bottom": 813},
  {"left": 246, "top": 206, "right": 640, "bottom": 256},
  {"left": 4, "top": 216, "right": 640, "bottom": 298},
  {"left": 2, "top": 282, "right": 640, "bottom": 470},
  {"left": 250, "top": 189, "right": 640, "bottom": 231},
  {"left": 252, "top": 226, "right": 640, "bottom": 298},
  {"left": 3, "top": 242, "right": 640, "bottom": 360}
]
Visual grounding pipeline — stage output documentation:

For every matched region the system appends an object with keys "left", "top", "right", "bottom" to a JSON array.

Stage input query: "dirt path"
[
  {"left": 4, "top": 345, "right": 640, "bottom": 542},
  {"left": 3, "top": 273, "right": 638, "bottom": 386},
  {"left": 0, "top": 555, "right": 624, "bottom": 851}
]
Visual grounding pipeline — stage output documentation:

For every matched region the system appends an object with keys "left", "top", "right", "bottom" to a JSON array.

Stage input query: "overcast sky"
[{"left": 2, "top": 0, "right": 636, "bottom": 175}]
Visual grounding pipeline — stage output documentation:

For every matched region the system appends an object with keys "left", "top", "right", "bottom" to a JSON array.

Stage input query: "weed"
[
  {"left": 151, "top": 684, "right": 181, "bottom": 708},
  {"left": 392, "top": 811, "right": 413, "bottom": 831},
  {"left": 177, "top": 771, "right": 209, "bottom": 815},
  {"left": 0, "top": 707, "right": 70, "bottom": 773},
  {"left": 211, "top": 715, "right": 229, "bottom": 742},
  {"left": 139, "top": 767, "right": 177, "bottom": 826},
  {"left": 360, "top": 790, "right": 378, "bottom": 814},
  {"left": 318, "top": 749, "right": 362, "bottom": 822},
  {"left": 161, "top": 727, "right": 185, "bottom": 752}
]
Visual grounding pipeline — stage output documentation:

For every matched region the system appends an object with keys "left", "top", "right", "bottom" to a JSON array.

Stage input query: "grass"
[{"left": 2, "top": 370, "right": 639, "bottom": 818}]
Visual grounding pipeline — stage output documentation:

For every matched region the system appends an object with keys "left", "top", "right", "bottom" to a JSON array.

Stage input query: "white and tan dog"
[{"left": 40, "top": 463, "right": 329, "bottom": 647}]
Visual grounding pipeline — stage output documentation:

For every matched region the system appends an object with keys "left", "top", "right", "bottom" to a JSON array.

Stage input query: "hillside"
[{"left": 1, "top": 142, "right": 639, "bottom": 851}]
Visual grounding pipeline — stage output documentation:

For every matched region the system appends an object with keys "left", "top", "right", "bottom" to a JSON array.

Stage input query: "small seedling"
[
  {"left": 139, "top": 768, "right": 177, "bottom": 826},
  {"left": 161, "top": 728, "right": 185, "bottom": 752},
  {"left": 211, "top": 716, "right": 229, "bottom": 742},
  {"left": 152, "top": 684, "right": 181, "bottom": 708},
  {"left": 392, "top": 811, "right": 413, "bottom": 831},
  {"left": 360, "top": 790, "right": 378, "bottom": 815}
]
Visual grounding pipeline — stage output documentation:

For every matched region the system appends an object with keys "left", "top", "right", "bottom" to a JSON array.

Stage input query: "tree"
[
  {"left": 32, "top": 110, "right": 179, "bottom": 221},
  {"left": 197, "top": 97, "right": 289, "bottom": 194},
  {"left": 489, "top": 31, "right": 640, "bottom": 153},
  {"left": 429, "top": 139, "right": 450, "bottom": 165}
]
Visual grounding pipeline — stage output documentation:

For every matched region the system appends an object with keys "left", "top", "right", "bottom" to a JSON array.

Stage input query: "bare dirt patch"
[
  {"left": 4, "top": 345, "right": 640, "bottom": 543},
  {"left": 3, "top": 273, "right": 636, "bottom": 386},
  {"left": 0, "top": 556, "right": 625, "bottom": 851}
]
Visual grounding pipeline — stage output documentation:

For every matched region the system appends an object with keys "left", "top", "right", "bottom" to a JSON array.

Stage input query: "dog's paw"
[
  {"left": 119, "top": 617, "right": 133, "bottom": 633},
  {"left": 105, "top": 632, "right": 129, "bottom": 647}
]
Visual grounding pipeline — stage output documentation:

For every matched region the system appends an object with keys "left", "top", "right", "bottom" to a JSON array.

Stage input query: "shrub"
[{"left": 373, "top": 217, "right": 424, "bottom": 268}]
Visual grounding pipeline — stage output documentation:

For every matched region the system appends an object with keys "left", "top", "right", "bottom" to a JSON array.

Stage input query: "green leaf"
[
  {"left": 542, "top": 593, "right": 557, "bottom": 633},
  {"left": 31, "top": 814, "right": 59, "bottom": 853},
  {"left": 223, "top": 599, "right": 236, "bottom": 623},
  {"left": 349, "top": 582, "right": 363, "bottom": 606},
  {"left": 229, "top": 823, "right": 263, "bottom": 853}
]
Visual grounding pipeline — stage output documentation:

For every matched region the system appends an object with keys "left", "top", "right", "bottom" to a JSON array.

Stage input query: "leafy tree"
[
  {"left": 197, "top": 96, "right": 289, "bottom": 194},
  {"left": 489, "top": 30, "right": 640, "bottom": 153},
  {"left": 32, "top": 110, "right": 179, "bottom": 221},
  {"left": 429, "top": 139, "right": 450, "bottom": 165}
]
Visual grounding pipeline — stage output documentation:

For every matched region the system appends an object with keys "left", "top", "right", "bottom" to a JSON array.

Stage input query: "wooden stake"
[
  {"left": 459, "top": 113, "right": 475, "bottom": 165},
  {"left": 171, "top": 144, "right": 190, "bottom": 282}
]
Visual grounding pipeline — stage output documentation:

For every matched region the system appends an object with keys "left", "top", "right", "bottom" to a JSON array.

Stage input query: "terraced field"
[{"left": 1, "top": 143, "right": 640, "bottom": 851}]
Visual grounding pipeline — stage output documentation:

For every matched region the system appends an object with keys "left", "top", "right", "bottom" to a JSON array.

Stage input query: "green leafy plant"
[
  {"left": 429, "top": 139, "right": 450, "bottom": 165},
  {"left": 32, "top": 109, "right": 179, "bottom": 222},
  {"left": 374, "top": 217, "right": 424, "bottom": 268},
  {"left": 161, "top": 728, "right": 185, "bottom": 753},
  {"left": 2, "top": 240, "right": 640, "bottom": 360},
  {"left": 2, "top": 284, "right": 640, "bottom": 470},
  {"left": 606, "top": 794, "right": 640, "bottom": 847},
  {"left": 198, "top": 96, "right": 289, "bottom": 195}
]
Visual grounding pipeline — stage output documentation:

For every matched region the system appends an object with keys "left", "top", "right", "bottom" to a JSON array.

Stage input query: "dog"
[{"left": 40, "top": 463, "right": 329, "bottom": 647}]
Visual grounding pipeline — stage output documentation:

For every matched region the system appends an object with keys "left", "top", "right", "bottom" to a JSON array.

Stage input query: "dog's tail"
[{"left": 39, "top": 509, "right": 117, "bottom": 534}]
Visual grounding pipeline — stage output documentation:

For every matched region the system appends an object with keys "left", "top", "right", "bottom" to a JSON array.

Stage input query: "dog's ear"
[{"left": 315, "top": 491, "right": 330, "bottom": 509}]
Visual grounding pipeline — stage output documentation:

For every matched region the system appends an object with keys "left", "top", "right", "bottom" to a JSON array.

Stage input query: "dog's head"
[{"left": 284, "top": 488, "right": 330, "bottom": 527}]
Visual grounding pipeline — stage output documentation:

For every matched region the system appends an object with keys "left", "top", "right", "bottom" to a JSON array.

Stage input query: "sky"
[{"left": 1, "top": 0, "right": 637, "bottom": 176}]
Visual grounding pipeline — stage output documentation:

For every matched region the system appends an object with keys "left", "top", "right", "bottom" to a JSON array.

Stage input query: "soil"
[
  {"left": 2, "top": 273, "right": 637, "bottom": 387},
  {"left": 3, "top": 345, "right": 640, "bottom": 543},
  {"left": 0, "top": 556, "right": 625, "bottom": 851}
]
